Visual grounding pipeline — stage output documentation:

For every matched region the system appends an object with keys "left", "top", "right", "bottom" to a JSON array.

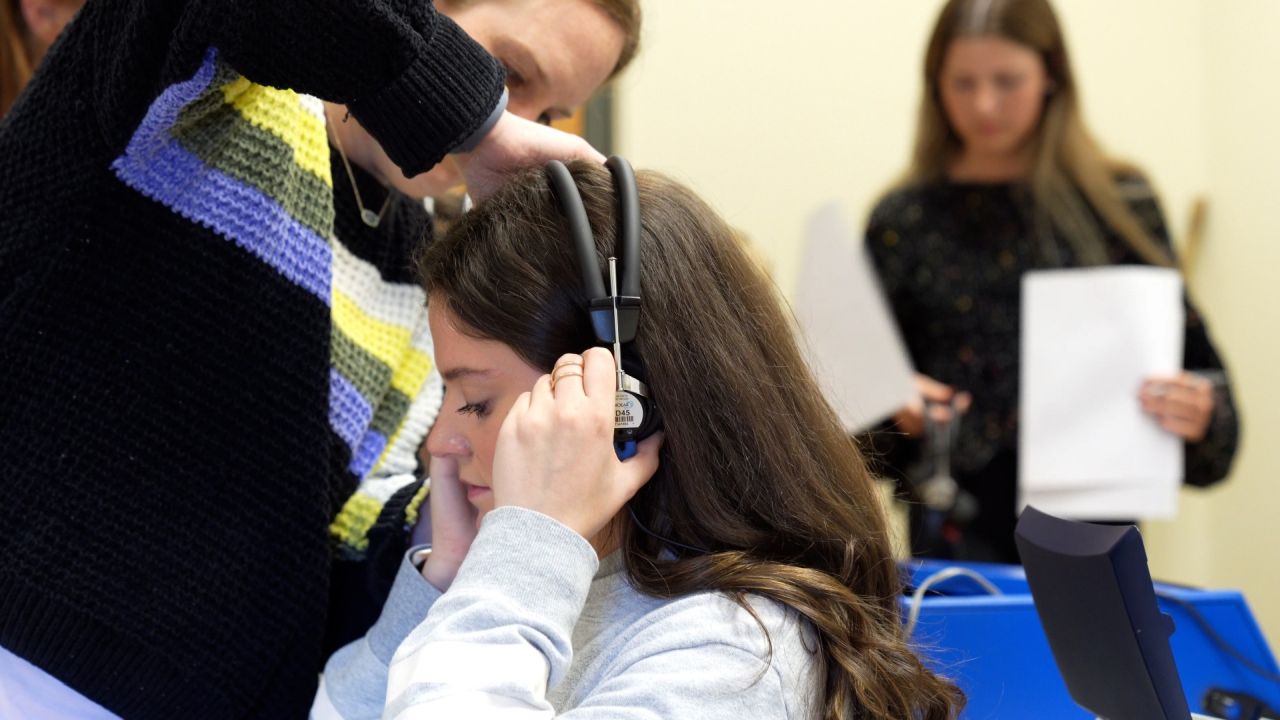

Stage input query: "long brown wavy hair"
[
  {"left": 419, "top": 162, "right": 963, "bottom": 719},
  {"left": 905, "top": 0, "right": 1170, "bottom": 267}
]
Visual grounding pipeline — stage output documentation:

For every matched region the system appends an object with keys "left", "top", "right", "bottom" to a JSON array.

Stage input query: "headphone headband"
[
  {"left": 544, "top": 158, "right": 641, "bottom": 344},
  {"left": 543, "top": 157, "right": 658, "bottom": 460}
]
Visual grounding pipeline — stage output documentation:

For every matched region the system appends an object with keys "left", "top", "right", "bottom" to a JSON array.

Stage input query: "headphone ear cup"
[{"left": 619, "top": 356, "right": 662, "bottom": 441}]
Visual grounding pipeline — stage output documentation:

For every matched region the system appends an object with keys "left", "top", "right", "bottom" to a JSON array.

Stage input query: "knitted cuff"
[
  {"left": 349, "top": 13, "right": 505, "bottom": 176},
  {"left": 452, "top": 88, "right": 508, "bottom": 153}
]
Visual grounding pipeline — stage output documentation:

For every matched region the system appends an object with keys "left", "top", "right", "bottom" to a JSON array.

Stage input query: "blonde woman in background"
[{"left": 865, "top": 0, "right": 1239, "bottom": 562}]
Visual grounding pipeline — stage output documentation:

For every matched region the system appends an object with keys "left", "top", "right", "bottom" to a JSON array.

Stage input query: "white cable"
[{"left": 905, "top": 566, "right": 1003, "bottom": 636}]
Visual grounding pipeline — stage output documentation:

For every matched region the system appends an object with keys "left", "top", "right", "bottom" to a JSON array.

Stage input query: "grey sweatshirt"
[{"left": 313, "top": 506, "right": 821, "bottom": 719}]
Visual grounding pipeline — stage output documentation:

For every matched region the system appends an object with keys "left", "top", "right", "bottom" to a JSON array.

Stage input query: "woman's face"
[
  {"left": 938, "top": 35, "right": 1051, "bottom": 160},
  {"left": 423, "top": 299, "right": 544, "bottom": 521},
  {"left": 369, "top": 0, "right": 626, "bottom": 198},
  {"left": 20, "top": 0, "right": 85, "bottom": 62}
]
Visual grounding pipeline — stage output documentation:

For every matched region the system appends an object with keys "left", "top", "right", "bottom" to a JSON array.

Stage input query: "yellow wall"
[{"left": 614, "top": 0, "right": 1280, "bottom": 642}]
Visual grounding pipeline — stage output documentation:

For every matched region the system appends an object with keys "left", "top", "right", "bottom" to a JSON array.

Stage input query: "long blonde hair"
[
  {"left": 907, "top": 0, "right": 1170, "bottom": 267},
  {"left": 1, "top": 0, "right": 35, "bottom": 116}
]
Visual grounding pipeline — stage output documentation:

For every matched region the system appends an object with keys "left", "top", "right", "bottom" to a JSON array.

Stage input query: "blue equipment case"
[{"left": 902, "top": 560, "right": 1280, "bottom": 719}]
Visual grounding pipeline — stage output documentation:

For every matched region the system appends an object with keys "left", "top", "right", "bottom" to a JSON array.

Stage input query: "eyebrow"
[
  {"left": 441, "top": 367, "right": 494, "bottom": 382},
  {"left": 499, "top": 37, "right": 571, "bottom": 120}
]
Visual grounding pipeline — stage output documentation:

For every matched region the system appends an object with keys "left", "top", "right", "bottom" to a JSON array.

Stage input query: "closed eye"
[{"left": 458, "top": 401, "right": 491, "bottom": 418}]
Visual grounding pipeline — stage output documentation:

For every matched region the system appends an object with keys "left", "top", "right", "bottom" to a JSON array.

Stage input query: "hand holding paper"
[{"left": 1019, "top": 267, "right": 1184, "bottom": 520}]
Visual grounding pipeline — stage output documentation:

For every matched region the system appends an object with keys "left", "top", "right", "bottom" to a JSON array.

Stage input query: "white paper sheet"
[
  {"left": 792, "top": 203, "right": 916, "bottom": 434},
  {"left": 1018, "top": 267, "right": 1183, "bottom": 519},
  {"left": 1022, "top": 477, "right": 1180, "bottom": 521}
]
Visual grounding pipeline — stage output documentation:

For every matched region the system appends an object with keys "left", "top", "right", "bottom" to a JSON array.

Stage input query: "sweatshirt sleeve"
[
  {"left": 314, "top": 545, "right": 443, "bottom": 720},
  {"left": 383, "top": 507, "right": 597, "bottom": 717},
  {"left": 380, "top": 508, "right": 797, "bottom": 719}
]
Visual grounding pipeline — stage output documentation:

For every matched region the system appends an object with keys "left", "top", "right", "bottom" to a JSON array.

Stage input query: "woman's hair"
[
  {"left": 583, "top": 0, "right": 641, "bottom": 78},
  {"left": 1, "top": 0, "right": 35, "bottom": 117},
  {"left": 444, "top": 0, "right": 641, "bottom": 79},
  {"left": 905, "top": 0, "right": 1170, "bottom": 267},
  {"left": 419, "top": 162, "right": 963, "bottom": 720}
]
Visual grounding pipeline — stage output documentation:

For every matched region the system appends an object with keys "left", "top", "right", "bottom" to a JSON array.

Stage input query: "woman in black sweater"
[
  {"left": 865, "top": 0, "right": 1239, "bottom": 563},
  {"left": 0, "top": 0, "right": 613, "bottom": 717}
]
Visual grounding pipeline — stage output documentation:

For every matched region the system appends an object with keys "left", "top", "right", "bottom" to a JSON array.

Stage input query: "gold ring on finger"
[{"left": 550, "top": 366, "right": 584, "bottom": 393}]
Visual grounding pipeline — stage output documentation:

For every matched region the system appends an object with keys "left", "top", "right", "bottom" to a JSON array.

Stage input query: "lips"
[{"left": 463, "top": 482, "right": 492, "bottom": 502}]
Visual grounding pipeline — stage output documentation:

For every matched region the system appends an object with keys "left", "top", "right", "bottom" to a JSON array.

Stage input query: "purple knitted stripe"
[
  {"left": 120, "top": 48, "right": 221, "bottom": 156},
  {"left": 329, "top": 368, "right": 374, "bottom": 456},
  {"left": 110, "top": 49, "right": 331, "bottom": 300},
  {"left": 349, "top": 430, "right": 389, "bottom": 478}
]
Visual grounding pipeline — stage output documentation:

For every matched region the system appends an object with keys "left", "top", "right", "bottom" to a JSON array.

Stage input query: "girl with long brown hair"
[
  {"left": 314, "top": 160, "right": 963, "bottom": 719},
  {"left": 866, "top": 0, "right": 1238, "bottom": 561}
]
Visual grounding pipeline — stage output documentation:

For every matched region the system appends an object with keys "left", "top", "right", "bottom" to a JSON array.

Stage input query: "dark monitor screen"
[{"left": 1015, "top": 506, "right": 1192, "bottom": 720}]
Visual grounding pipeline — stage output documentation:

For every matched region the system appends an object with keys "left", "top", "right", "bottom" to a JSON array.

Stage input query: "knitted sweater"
[
  {"left": 0, "top": 0, "right": 503, "bottom": 717},
  {"left": 864, "top": 175, "right": 1239, "bottom": 560},
  {"left": 313, "top": 508, "right": 822, "bottom": 719}
]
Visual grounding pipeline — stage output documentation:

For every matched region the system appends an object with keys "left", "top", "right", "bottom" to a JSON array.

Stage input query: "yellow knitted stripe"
[
  {"left": 220, "top": 77, "right": 332, "bottom": 187},
  {"left": 367, "top": 354, "right": 434, "bottom": 474},
  {"left": 332, "top": 290, "right": 434, "bottom": 397},
  {"left": 389, "top": 349, "right": 434, "bottom": 404},
  {"left": 329, "top": 492, "right": 382, "bottom": 553},
  {"left": 404, "top": 481, "right": 431, "bottom": 528}
]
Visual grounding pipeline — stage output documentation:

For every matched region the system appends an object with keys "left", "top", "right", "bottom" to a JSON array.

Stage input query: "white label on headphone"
[{"left": 615, "top": 392, "right": 643, "bottom": 429}]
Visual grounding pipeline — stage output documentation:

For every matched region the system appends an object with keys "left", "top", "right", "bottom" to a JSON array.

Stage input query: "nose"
[
  {"left": 424, "top": 420, "right": 471, "bottom": 460},
  {"left": 974, "top": 82, "right": 1000, "bottom": 116}
]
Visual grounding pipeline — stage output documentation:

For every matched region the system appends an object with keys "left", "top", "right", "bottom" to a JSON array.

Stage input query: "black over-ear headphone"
[{"left": 545, "top": 157, "right": 661, "bottom": 460}]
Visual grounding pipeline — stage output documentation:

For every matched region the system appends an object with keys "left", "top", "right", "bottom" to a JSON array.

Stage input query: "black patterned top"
[{"left": 863, "top": 176, "right": 1239, "bottom": 556}]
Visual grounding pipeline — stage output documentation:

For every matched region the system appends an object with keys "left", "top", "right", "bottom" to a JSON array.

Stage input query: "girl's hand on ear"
[
  {"left": 491, "top": 347, "right": 663, "bottom": 541},
  {"left": 419, "top": 454, "right": 479, "bottom": 592}
]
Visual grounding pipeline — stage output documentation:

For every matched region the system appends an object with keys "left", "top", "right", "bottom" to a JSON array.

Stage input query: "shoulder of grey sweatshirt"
[{"left": 313, "top": 506, "right": 822, "bottom": 719}]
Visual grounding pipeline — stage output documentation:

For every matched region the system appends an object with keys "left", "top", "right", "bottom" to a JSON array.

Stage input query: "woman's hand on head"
[
  {"left": 1140, "top": 372, "right": 1215, "bottom": 442},
  {"left": 452, "top": 111, "right": 605, "bottom": 202},
  {"left": 894, "top": 374, "right": 972, "bottom": 438},
  {"left": 419, "top": 454, "right": 480, "bottom": 592},
  {"left": 491, "top": 348, "right": 662, "bottom": 542}
]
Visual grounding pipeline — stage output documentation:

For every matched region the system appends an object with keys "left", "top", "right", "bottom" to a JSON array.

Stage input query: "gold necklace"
[{"left": 330, "top": 112, "right": 392, "bottom": 228}]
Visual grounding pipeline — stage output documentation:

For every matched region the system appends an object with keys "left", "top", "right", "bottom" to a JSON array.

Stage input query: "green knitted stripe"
[
  {"left": 369, "top": 384, "right": 411, "bottom": 442},
  {"left": 330, "top": 327, "right": 412, "bottom": 439},
  {"left": 174, "top": 110, "right": 333, "bottom": 237},
  {"left": 171, "top": 64, "right": 332, "bottom": 236},
  {"left": 331, "top": 326, "right": 391, "bottom": 400}
]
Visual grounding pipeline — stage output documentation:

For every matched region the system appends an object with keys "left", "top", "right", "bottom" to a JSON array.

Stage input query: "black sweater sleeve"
[
  {"left": 198, "top": 0, "right": 504, "bottom": 175},
  {"left": 80, "top": 0, "right": 503, "bottom": 176},
  {"left": 1124, "top": 179, "right": 1240, "bottom": 487}
]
